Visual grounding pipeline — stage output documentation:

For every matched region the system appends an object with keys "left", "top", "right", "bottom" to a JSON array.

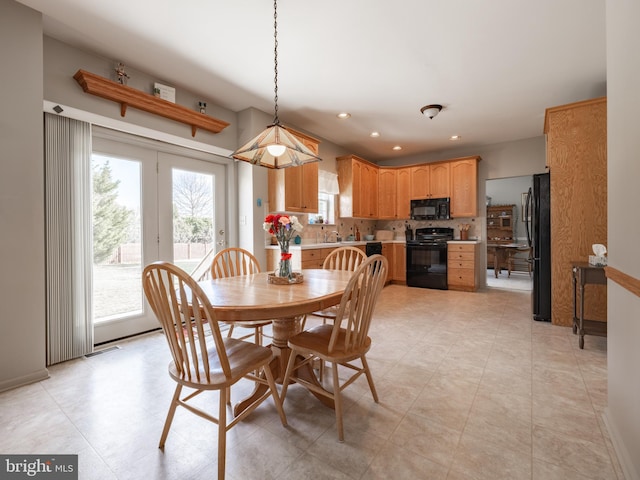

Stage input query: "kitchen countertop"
[
  {"left": 447, "top": 239, "right": 482, "bottom": 244},
  {"left": 265, "top": 239, "right": 405, "bottom": 250}
]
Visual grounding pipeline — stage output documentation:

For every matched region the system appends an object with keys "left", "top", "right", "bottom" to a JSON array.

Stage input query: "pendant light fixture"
[{"left": 232, "top": 0, "right": 322, "bottom": 168}]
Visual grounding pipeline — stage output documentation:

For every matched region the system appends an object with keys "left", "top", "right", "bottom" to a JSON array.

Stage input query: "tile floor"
[{"left": 0, "top": 285, "right": 623, "bottom": 479}]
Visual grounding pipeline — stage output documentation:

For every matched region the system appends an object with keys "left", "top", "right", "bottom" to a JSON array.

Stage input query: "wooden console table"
[{"left": 572, "top": 262, "right": 607, "bottom": 349}]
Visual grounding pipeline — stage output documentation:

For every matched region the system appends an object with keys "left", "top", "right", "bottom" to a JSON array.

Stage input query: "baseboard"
[
  {"left": 0, "top": 368, "right": 50, "bottom": 393},
  {"left": 603, "top": 407, "right": 640, "bottom": 480}
]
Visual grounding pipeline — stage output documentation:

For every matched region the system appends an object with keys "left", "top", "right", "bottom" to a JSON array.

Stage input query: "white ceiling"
[{"left": 18, "top": 0, "right": 606, "bottom": 162}]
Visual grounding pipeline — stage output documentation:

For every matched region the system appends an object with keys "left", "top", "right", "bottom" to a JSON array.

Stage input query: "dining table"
[
  {"left": 487, "top": 242, "right": 529, "bottom": 278},
  {"left": 197, "top": 268, "right": 353, "bottom": 417}
]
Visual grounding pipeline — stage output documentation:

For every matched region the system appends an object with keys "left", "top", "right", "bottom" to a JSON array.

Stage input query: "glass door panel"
[
  {"left": 92, "top": 154, "right": 143, "bottom": 322},
  {"left": 171, "top": 168, "right": 215, "bottom": 274}
]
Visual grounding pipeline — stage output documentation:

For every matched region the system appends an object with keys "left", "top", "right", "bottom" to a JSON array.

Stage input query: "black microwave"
[{"left": 410, "top": 197, "right": 450, "bottom": 220}]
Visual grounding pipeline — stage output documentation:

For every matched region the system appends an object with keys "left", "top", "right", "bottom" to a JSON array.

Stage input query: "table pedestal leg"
[{"left": 232, "top": 316, "right": 334, "bottom": 418}]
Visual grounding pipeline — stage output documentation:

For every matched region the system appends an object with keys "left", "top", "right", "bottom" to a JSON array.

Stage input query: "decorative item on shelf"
[
  {"left": 153, "top": 87, "right": 161, "bottom": 97},
  {"left": 294, "top": 235, "right": 301, "bottom": 245},
  {"left": 198, "top": 101, "right": 206, "bottom": 114},
  {"left": 153, "top": 82, "right": 176, "bottom": 103},
  {"left": 459, "top": 223, "right": 470, "bottom": 240},
  {"left": 263, "top": 213, "right": 304, "bottom": 284},
  {"left": 231, "top": 0, "right": 322, "bottom": 169},
  {"left": 114, "top": 62, "right": 129, "bottom": 85}
]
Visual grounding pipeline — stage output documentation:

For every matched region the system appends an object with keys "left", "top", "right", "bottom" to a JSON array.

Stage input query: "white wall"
[
  {"left": 605, "top": 1, "right": 640, "bottom": 478},
  {"left": 0, "top": 0, "right": 48, "bottom": 390}
]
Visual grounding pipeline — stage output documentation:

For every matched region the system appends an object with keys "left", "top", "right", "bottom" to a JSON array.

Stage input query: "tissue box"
[{"left": 588, "top": 255, "right": 607, "bottom": 266}]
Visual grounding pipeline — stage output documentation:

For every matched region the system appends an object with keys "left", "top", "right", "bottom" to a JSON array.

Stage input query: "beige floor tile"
[
  {"left": 389, "top": 412, "right": 462, "bottom": 467},
  {"left": 364, "top": 442, "right": 449, "bottom": 479},
  {"left": 532, "top": 425, "right": 617, "bottom": 479}
]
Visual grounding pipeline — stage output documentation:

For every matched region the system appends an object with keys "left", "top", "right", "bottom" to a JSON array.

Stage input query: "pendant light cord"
[{"left": 273, "top": 0, "right": 280, "bottom": 125}]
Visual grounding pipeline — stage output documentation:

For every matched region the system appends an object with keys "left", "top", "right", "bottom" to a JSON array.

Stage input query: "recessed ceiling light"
[
  {"left": 450, "top": 135, "right": 461, "bottom": 140},
  {"left": 392, "top": 145, "right": 402, "bottom": 151},
  {"left": 337, "top": 112, "right": 351, "bottom": 119},
  {"left": 370, "top": 131, "right": 380, "bottom": 138}
]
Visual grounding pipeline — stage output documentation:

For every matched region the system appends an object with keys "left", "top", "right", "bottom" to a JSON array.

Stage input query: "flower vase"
[{"left": 278, "top": 239, "right": 293, "bottom": 281}]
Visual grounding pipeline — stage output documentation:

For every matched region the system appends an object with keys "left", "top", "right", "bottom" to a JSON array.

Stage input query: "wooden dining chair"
[
  {"left": 210, "top": 248, "right": 271, "bottom": 345},
  {"left": 300, "top": 246, "right": 367, "bottom": 330},
  {"left": 142, "top": 261, "right": 287, "bottom": 480},
  {"left": 507, "top": 246, "right": 533, "bottom": 277},
  {"left": 280, "top": 254, "right": 388, "bottom": 442}
]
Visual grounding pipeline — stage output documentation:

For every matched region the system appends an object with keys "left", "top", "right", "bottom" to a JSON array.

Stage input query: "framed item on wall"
[{"left": 521, "top": 192, "right": 530, "bottom": 222}]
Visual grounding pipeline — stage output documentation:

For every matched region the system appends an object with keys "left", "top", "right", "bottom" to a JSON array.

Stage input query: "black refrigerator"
[{"left": 525, "top": 173, "right": 551, "bottom": 322}]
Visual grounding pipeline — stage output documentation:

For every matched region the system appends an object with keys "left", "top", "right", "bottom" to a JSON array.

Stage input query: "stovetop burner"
[{"left": 406, "top": 227, "right": 454, "bottom": 245}]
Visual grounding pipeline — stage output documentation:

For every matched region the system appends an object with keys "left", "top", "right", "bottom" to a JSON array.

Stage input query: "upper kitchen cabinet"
[
  {"left": 378, "top": 168, "right": 397, "bottom": 219},
  {"left": 337, "top": 154, "right": 379, "bottom": 218},
  {"left": 410, "top": 162, "right": 450, "bottom": 199},
  {"left": 267, "top": 129, "right": 320, "bottom": 213},
  {"left": 449, "top": 156, "right": 480, "bottom": 217},
  {"left": 396, "top": 167, "right": 411, "bottom": 219}
]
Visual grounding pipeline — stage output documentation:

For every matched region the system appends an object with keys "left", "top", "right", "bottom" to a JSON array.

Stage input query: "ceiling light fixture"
[
  {"left": 420, "top": 104, "right": 443, "bottom": 119},
  {"left": 231, "top": 0, "right": 321, "bottom": 169},
  {"left": 337, "top": 112, "right": 351, "bottom": 119},
  {"left": 392, "top": 145, "right": 402, "bottom": 151},
  {"left": 370, "top": 131, "right": 380, "bottom": 138},
  {"left": 450, "top": 135, "right": 461, "bottom": 140}
]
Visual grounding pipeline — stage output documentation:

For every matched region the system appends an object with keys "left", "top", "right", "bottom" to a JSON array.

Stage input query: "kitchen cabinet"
[
  {"left": 378, "top": 169, "right": 397, "bottom": 219},
  {"left": 410, "top": 162, "right": 450, "bottom": 199},
  {"left": 545, "top": 97, "right": 607, "bottom": 326},
  {"left": 410, "top": 165, "right": 430, "bottom": 198},
  {"left": 267, "top": 129, "right": 320, "bottom": 213},
  {"left": 448, "top": 242, "right": 479, "bottom": 291},
  {"left": 337, "top": 154, "right": 379, "bottom": 218},
  {"left": 392, "top": 243, "right": 406, "bottom": 283},
  {"left": 396, "top": 167, "right": 411, "bottom": 219},
  {"left": 381, "top": 243, "right": 394, "bottom": 284},
  {"left": 449, "top": 156, "right": 479, "bottom": 217}
]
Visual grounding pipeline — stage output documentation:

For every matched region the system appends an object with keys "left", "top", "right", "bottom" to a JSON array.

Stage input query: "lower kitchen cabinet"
[
  {"left": 392, "top": 243, "right": 406, "bottom": 283},
  {"left": 448, "top": 242, "right": 479, "bottom": 291}
]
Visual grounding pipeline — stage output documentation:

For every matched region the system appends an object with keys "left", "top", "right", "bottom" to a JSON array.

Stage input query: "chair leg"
[
  {"left": 361, "top": 355, "right": 379, "bottom": 403},
  {"left": 331, "top": 362, "right": 344, "bottom": 442},
  {"left": 280, "top": 348, "right": 299, "bottom": 404},
  {"left": 218, "top": 386, "right": 227, "bottom": 480},
  {"left": 226, "top": 323, "right": 235, "bottom": 338},
  {"left": 263, "top": 363, "right": 288, "bottom": 427},
  {"left": 159, "top": 384, "right": 182, "bottom": 449}
]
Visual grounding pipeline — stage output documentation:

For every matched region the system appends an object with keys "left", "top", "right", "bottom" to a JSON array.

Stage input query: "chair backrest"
[
  {"left": 143, "top": 261, "right": 230, "bottom": 383},
  {"left": 323, "top": 246, "right": 367, "bottom": 272},
  {"left": 210, "top": 248, "right": 261, "bottom": 279},
  {"left": 330, "top": 254, "right": 388, "bottom": 353}
]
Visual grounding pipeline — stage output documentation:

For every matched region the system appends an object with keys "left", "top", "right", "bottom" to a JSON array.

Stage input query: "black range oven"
[{"left": 406, "top": 227, "right": 454, "bottom": 289}]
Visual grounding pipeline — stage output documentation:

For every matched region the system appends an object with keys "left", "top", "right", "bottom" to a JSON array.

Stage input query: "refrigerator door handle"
[{"left": 525, "top": 187, "right": 533, "bottom": 248}]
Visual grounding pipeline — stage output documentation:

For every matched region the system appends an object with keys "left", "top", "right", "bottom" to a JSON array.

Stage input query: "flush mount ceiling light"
[
  {"left": 392, "top": 145, "right": 402, "bottom": 151},
  {"left": 370, "top": 131, "right": 380, "bottom": 138},
  {"left": 337, "top": 112, "right": 351, "bottom": 119},
  {"left": 232, "top": 0, "right": 322, "bottom": 169},
  {"left": 420, "top": 104, "right": 443, "bottom": 119},
  {"left": 450, "top": 135, "right": 461, "bottom": 140}
]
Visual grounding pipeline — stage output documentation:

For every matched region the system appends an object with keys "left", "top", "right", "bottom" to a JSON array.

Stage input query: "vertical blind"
[{"left": 44, "top": 113, "right": 94, "bottom": 365}]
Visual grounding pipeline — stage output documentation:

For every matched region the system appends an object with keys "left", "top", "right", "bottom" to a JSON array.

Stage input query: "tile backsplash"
[{"left": 268, "top": 215, "right": 483, "bottom": 244}]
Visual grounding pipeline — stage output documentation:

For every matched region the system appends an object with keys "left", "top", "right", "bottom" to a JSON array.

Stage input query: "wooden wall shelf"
[{"left": 73, "top": 69, "right": 230, "bottom": 137}]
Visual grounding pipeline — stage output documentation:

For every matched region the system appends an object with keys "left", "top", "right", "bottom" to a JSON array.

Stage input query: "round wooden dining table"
[{"left": 197, "top": 268, "right": 353, "bottom": 416}]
